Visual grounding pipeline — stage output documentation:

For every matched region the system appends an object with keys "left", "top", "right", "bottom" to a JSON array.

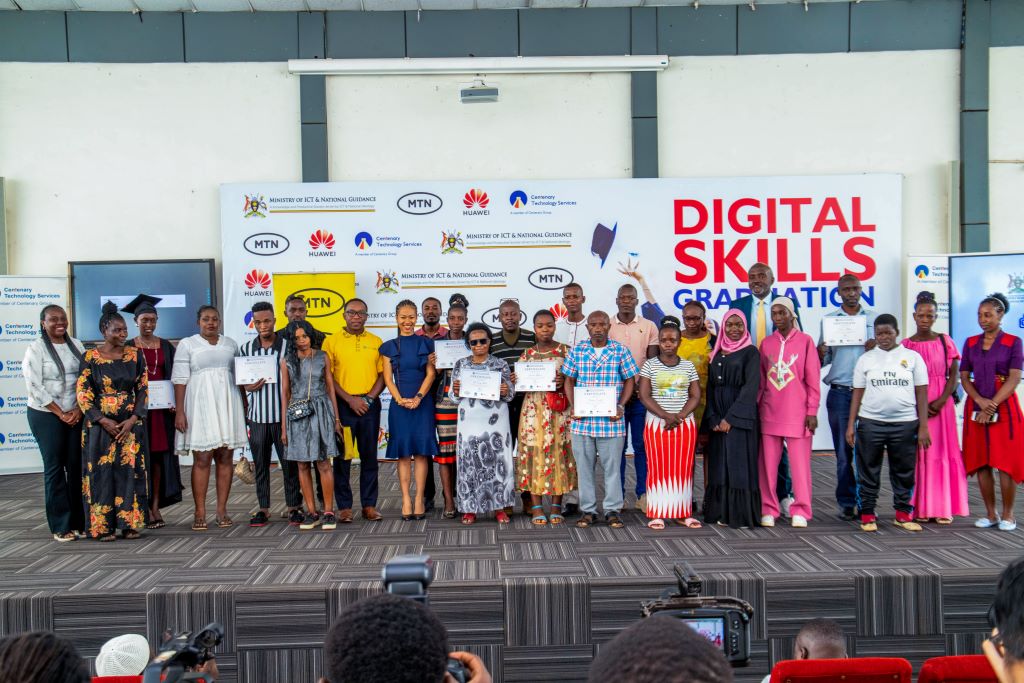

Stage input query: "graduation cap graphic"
[{"left": 591, "top": 222, "right": 617, "bottom": 267}]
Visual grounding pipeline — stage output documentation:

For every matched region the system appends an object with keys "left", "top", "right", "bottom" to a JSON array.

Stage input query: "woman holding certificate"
[
  {"left": 516, "top": 310, "right": 575, "bottom": 525},
  {"left": 172, "top": 305, "right": 247, "bottom": 531},
  {"left": 434, "top": 303, "right": 468, "bottom": 518},
  {"left": 638, "top": 316, "right": 702, "bottom": 530},
  {"left": 380, "top": 300, "right": 439, "bottom": 521},
  {"left": 703, "top": 310, "right": 762, "bottom": 529},
  {"left": 124, "top": 294, "right": 181, "bottom": 529},
  {"left": 76, "top": 302, "right": 148, "bottom": 541},
  {"left": 450, "top": 322, "right": 516, "bottom": 525}
]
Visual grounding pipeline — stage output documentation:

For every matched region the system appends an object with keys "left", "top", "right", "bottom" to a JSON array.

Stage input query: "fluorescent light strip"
[{"left": 287, "top": 55, "right": 669, "bottom": 76}]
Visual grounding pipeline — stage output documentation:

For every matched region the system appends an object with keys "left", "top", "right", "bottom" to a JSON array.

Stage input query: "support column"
[
  {"left": 960, "top": 0, "right": 990, "bottom": 252},
  {"left": 299, "top": 12, "right": 328, "bottom": 183},
  {"left": 631, "top": 8, "right": 659, "bottom": 179}
]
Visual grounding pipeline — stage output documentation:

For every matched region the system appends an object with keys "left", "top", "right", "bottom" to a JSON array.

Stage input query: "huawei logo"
[
  {"left": 463, "top": 189, "right": 489, "bottom": 209},
  {"left": 244, "top": 269, "right": 271, "bottom": 290},
  {"left": 309, "top": 230, "right": 336, "bottom": 250},
  {"left": 549, "top": 302, "right": 568, "bottom": 321}
]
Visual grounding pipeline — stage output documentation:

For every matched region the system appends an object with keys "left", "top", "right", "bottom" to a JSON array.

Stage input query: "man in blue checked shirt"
[{"left": 562, "top": 311, "right": 639, "bottom": 529}]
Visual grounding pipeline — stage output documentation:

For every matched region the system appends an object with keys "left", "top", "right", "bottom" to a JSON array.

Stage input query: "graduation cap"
[
  {"left": 449, "top": 293, "right": 469, "bottom": 309},
  {"left": 591, "top": 222, "right": 617, "bottom": 267},
  {"left": 121, "top": 294, "right": 162, "bottom": 317}
]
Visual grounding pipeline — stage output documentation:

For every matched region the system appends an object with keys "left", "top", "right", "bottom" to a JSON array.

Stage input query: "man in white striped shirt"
[{"left": 240, "top": 302, "right": 303, "bottom": 527}]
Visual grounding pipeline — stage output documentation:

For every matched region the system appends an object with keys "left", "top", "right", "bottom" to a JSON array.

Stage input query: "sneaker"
[
  {"left": 288, "top": 509, "right": 305, "bottom": 526},
  {"left": 321, "top": 512, "right": 337, "bottom": 530},
  {"left": 249, "top": 511, "right": 269, "bottom": 528},
  {"left": 839, "top": 507, "right": 857, "bottom": 521},
  {"left": 860, "top": 513, "right": 878, "bottom": 532},
  {"left": 760, "top": 515, "right": 775, "bottom": 527},
  {"left": 894, "top": 511, "right": 922, "bottom": 532},
  {"left": 52, "top": 532, "right": 77, "bottom": 543},
  {"left": 299, "top": 513, "right": 321, "bottom": 530},
  {"left": 780, "top": 496, "right": 794, "bottom": 517},
  {"left": 791, "top": 515, "right": 808, "bottom": 528},
  {"left": 635, "top": 494, "right": 647, "bottom": 512}
]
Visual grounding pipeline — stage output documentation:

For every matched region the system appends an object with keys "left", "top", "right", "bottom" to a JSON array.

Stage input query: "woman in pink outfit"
[
  {"left": 901, "top": 291, "right": 968, "bottom": 523},
  {"left": 757, "top": 296, "right": 821, "bottom": 528}
]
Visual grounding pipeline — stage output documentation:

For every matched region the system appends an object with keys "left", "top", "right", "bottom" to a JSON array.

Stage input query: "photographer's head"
[
  {"left": 985, "top": 556, "right": 1024, "bottom": 683},
  {"left": 588, "top": 616, "right": 733, "bottom": 683},
  {"left": 0, "top": 631, "right": 89, "bottom": 683},
  {"left": 793, "top": 619, "right": 847, "bottom": 660},
  {"left": 321, "top": 594, "right": 454, "bottom": 683}
]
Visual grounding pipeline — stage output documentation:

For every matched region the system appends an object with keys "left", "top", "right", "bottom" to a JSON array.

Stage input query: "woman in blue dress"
[{"left": 381, "top": 299, "right": 439, "bottom": 520}]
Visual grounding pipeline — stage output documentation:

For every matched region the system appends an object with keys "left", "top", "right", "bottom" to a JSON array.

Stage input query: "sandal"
[
  {"left": 145, "top": 520, "right": 166, "bottom": 530},
  {"left": 216, "top": 516, "right": 234, "bottom": 529},
  {"left": 443, "top": 507, "right": 457, "bottom": 519},
  {"left": 121, "top": 529, "right": 141, "bottom": 540},
  {"left": 530, "top": 505, "right": 548, "bottom": 526},
  {"left": 96, "top": 534, "right": 116, "bottom": 542},
  {"left": 576, "top": 513, "right": 598, "bottom": 528},
  {"left": 647, "top": 518, "right": 666, "bottom": 530},
  {"left": 936, "top": 517, "right": 954, "bottom": 525},
  {"left": 606, "top": 512, "right": 624, "bottom": 529},
  {"left": 192, "top": 516, "right": 208, "bottom": 532},
  {"left": 496, "top": 511, "right": 511, "bottom": 524},
  {"left": 461, "top": 513, "right": 476, "bottom": 525},
  {"left": 676, "top": 517, "right": 703, "bottom": 528},
  {"left": 548, "top": 503, "right": 565, "bottom": 525}
]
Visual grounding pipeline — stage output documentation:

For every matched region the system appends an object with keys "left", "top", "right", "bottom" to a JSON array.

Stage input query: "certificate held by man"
[
  {"left": 148, "top": 380, "right": 175, "bottom": 410},
  {"left": 235, "top": 355, "right": 278, "bottom": 385},
  {"left": 515, "top": 361, "right": 556, "bottom": 392},
  {"left": 823, "top": 316, "right": 867, "bottom": 347},
  {"left": 434, "top": 340, "right": 469, "bottom": 369},
  {"left": 573, "top": 385, "right": 617, "bottom": 417},
  {"left": 460, "top": 367, "right": 501, "bottom": 401}
]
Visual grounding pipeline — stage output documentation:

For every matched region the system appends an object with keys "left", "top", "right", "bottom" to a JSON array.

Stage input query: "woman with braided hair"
[
  {"left": 23, "top": 304, "right": 87, "bottom": 542},
  {"left": 76, "top": 301, "right": 149, "bottom": 541}
]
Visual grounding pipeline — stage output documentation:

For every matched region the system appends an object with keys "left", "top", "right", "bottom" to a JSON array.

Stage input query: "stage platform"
[{"left": 0, "top": 455, "right": 1021, "bottom": 683}]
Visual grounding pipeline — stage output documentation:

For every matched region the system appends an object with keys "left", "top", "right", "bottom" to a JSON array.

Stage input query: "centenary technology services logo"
[
  {"left": 309, "top": 229, "right": 337, "bottom": 256},
  {"left": 243, "top": 194, "right": 268, "bottom": 219},
  {"left": 244, "top": 232, "right": 289, "bottom": 256},
  {"left": 509, "top": 190, "right": 528, "bottom": 209},
  {"left": 398, "top": 192, "right": 442, "bottom": 216},
  {"left": 244, "top": 269, "right": 272, "bottom": 294},
  {"left": 440, "top": 231, "right": 465, "bottom": 255},
  {"left": 463, "top": 189, "right": 490, "bottom": 216},
  {"left": 243, "top": 311, "right": 255, "bottom": 329},
  {"left": 915, "top": 265, "right": 930, "bottom": 279},
  {"left": 376, "top": 271, "right": 400, "bottom": 294},
  {"left": 355, "top": 232, "right": 373, "bottom": 250}
]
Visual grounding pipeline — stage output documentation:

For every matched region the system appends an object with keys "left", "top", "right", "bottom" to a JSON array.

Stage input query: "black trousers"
[
  {"left": 247, "top": 421, "right": 302, "bottom": 510},
  {"left": 854, "top": 417, "right": 918, "bottom": 516},
  {"left": 335, "top": 400, "right": 382, "bottom": 509},
  {"left": 27, "top": 408, "right": 84, "bottom": 534}
]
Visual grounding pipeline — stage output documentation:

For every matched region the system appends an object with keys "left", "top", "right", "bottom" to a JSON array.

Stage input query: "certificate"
[
  {"left": 573, "top": 386, "right": 618, "bottom": 417},
  {"left": 515, "top": 361, "right": 556, "bottom": 392},
  {"left": 434, "top": 340, "right": 469, "bottom": 369},
  {"left": 459, "top": 368, "right": 501, "bottom": 401},
  {"left": 823, "top": 316, "right": 867, "bottom": 347},
  {"left": 234, "top": 355, "right": 278, "bottom": 385},
  {"left": 148, "top": 380, "right": 175, "bottom": 410}
]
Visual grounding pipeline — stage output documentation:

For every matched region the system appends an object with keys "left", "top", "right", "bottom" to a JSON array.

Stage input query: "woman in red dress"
[{"left": 960, "top": 292, "right": 1023, "bottom": 532}]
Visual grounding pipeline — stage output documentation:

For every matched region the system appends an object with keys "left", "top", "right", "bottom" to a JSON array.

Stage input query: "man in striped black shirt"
[{"left": 240, "top": 302, "right": 303, "bottom": 527}]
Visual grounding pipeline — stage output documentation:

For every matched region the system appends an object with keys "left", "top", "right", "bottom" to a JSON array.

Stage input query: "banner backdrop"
[
  {"left": 222, "top": 176, "right": 902, "bottom": 451},
  {"left": 0, "top": 276, "right": 67, "bottom": 474},
  {"left": 271, "top": 272, "right": 356, "bottom": 336},
  {"left": 906, "top": 254, "right": 952, "bottom": 335}
]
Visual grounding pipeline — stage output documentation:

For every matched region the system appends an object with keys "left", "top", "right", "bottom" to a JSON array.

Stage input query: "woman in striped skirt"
[
  {"left": 434, "top": 304, "right": 467, "bottom": 518},
  {"left": 638, "top": 316, "right": 702, "bottom": 529}
]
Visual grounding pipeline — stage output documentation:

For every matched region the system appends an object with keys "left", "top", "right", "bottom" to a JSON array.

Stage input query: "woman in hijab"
[{"left": 703, "top": 309, "right": 761, "bottom": 528}]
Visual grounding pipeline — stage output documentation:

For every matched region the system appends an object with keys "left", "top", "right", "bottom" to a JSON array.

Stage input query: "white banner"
[
  {"left": 0, "top": 276, "right": 67, "bottom": 474},
  {"left": 222, "top": 176, "right": 902, "bottom": 451},
  {"left": 906, "top": 254, "right": 951, "bottom": 335}
]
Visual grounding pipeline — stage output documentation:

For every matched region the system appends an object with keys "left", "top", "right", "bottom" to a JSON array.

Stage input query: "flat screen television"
[{"left": 69, "top": 259, "right": 217, "bottom": 342}]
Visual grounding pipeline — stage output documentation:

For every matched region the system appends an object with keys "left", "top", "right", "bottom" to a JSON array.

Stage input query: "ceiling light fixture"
[{"left": 287, "top": 55, "right": 669, "bottom": 77}]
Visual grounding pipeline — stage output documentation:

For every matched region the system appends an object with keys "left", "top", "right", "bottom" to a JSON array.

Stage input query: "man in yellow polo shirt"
[{"left": 324, "top": 298, "right": 385, "bottom": 523}]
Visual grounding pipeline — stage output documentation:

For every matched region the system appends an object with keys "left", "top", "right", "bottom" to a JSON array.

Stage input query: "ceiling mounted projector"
[{"left": 460, "top": 80, "right": 499, "bottom": 104}]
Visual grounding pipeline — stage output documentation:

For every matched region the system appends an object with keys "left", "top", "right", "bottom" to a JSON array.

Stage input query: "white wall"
[
  {"left": 658, "top": 51, "right": 961, "bottom": 258},
  {"left": 989, "top": 46, "right": 1024, "bottom": 253},
  {"left": 0, "top": 62, "right": 302, "bottom": 278},
  {"left": 326, "top": 73, "right": 632, "bottom": 181}
]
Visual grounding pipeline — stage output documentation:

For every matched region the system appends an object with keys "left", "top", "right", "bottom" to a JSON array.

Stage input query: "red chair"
[
  {"left": 769, "top": 657, "right": 913, "bottom": 683},
  {"left": 92, "top": 677, "right": 143, "bottom": 683},
  {"left": 918, "top": 655, "right": 998, "bottom": 683}
]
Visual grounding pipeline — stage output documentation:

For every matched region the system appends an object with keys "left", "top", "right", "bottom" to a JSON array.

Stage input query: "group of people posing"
[{"left": 23, "top": 262, "right": 1023, "bottom": 541}]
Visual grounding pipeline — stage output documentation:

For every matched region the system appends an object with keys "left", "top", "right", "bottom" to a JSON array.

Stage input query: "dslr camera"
[
  {"left": 141, "top": 622, "right": 224, "bottom": 683},
  {"left": 641, "top": 563, "right": 753, "bottom": 666},
  {"left": 383, "top": 554, "right": 467, "bottom": 683}
]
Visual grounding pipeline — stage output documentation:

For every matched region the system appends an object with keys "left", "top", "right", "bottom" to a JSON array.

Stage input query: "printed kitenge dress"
[{"left": 515, "top": 345, "right": 576, "bottom": 496}]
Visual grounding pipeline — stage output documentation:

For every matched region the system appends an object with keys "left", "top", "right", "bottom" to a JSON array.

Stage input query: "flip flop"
[
  {"left": 530, "top": 505, "right": 548, "bottom": 526},
  {"left": 146, "top": 520, "right": 166, "bottom": 530},
  {"left": 647, "top": 519, "right": 666, "bottom": 530},
  {"left": 191, "top": 516, "right": 207, "bottom": 532},
  {"left": 936, "top": 517, "right": 953, "bottom": 525},
  {"left": 676, "top": 517, "right": 703, "bottom": 528},
  {"left": 216, "top": 516, "right": 234, "bottom": 529}
]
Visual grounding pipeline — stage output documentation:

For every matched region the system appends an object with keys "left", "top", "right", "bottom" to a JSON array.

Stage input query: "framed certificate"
[
  {"left": 148, "top": 380, "right": 175, "bottom": 410},
  {"left": 823, "top": 316, "right": 867, "bottom": 347},
  {"left": 434, "top": 340, "right": 470, "bottom": 369},
  {"left": 460, "top": 368, "right": 501, "bottom": 401},
  {"left": 234, "top": 355, "right": 278, "bottom": 385},
  {"left": 515, "top": 361, "right": 556, "bottom": 392},
  {"left": 573, "top": 385, "right": 617, "bottom": 417}
]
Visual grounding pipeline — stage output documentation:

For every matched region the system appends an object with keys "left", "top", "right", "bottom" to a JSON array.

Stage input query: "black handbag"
[
  {"left": 286, "top": 357, "right": 314, "bottom": 421},
  {"left": 939, "top": 334, "right": 962, "bottom": 405}
]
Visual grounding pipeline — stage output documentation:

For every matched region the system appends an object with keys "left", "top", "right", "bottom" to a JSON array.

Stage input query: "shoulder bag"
[{"left": 286, "top": 356, "right": 315, "bottom": 421}]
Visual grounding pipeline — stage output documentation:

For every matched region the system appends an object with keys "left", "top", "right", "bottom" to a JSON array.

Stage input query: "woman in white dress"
[{"left": 172, "top": 305, "right": 247, "bottom": 531}]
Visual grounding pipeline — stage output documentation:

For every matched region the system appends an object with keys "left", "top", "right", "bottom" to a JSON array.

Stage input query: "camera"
[
  {"left": 383, "top": 554, "right": 467, "bottom": 683},
  {"left": 141, "top": 622, "right": 224, "bottom": 683},
  {"left": 641, "top": 563, "right": 753, "bottom": 666}
]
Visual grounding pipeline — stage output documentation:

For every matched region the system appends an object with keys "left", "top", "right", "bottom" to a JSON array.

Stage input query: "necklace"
[{"left": 142, "top": 347, "right": 160, "bottom": 378}]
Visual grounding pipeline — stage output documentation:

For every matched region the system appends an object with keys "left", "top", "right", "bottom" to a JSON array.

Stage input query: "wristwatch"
[
  {"left": 415, "top": 392, "right": 424, "bottom": 399},
  {"left": 362, "top": 396, "right": 375, "bottom": 406}
]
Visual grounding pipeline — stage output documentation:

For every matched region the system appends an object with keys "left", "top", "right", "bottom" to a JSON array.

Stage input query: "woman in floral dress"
[
  {"left": 516, "top": 310, "right": 575, "bottom": 525},
  {"left": 77, "top": 302, "right": 148, "bottom": 541}
]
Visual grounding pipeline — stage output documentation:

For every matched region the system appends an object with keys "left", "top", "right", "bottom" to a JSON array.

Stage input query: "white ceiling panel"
[
  {"left": 0, "top": 0, "right": 20, "bottom": 9},
  {"left": 586, "top": 0, "right": 641, "bottom": 6},
  {"left": 249, "top": 0, "right": 306, "bottom": 8},
  {"left": 74, "top": 0, "right": 138, "bottom": 9},
  {"left": 419, "top": 0, "right": 474, "bottom": 9},
  {"left": 362, "top": 0, "right": 419, "bottom": 10},
  {"left": 14, "top": 0, "right": 77, "bottom": 8},
  {"left": 306, "top": 0, "right": 361, "bottom": 9},
  {"left": 133, "top": 0, "right": 194, "bottom": 9},
  {"left": 189, "top": 0, "right": 252, "bottom": 9},
  {"left": 530, "top": 0, "right": 583, "bottom": 8},
  {"left": 475, "top": 0, "right": 527, "bottom": 7}
]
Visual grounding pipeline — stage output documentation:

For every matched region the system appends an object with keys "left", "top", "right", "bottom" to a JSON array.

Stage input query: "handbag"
[
  {"left": 545, "top": 390, "right": 569, "bottom": 412},
  {"left": 939, "top": 334, "right": 962, "bottom": 405},
  {"left": 234, "top": 458, "right": 255, "bottom": 485},
  {"left": 286, "top": 356, "right": 315, "bottom": 421}
]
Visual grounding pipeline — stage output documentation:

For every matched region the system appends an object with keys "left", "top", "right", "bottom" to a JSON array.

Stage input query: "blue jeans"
[
  {"left": 573, "top": 434, "right": 625, "bottom": 515},
  {"left": 827, "top": 386, "right": 859, "bottom": 510},
  {"left": 776, "top": 448, "right": 793, "bottom": 500},
  {"left": 619, "top": 397, "right": 648, "bottom": 497}
]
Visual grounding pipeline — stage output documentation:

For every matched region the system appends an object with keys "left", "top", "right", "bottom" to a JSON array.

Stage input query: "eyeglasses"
[
  {"left": 468, "top": 339, "right": 490, "bottom": 347},
  {"left": 345, "top": 310, "right": 368, "bottom": 317}
]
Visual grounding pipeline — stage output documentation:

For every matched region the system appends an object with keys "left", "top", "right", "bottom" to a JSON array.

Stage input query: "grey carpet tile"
[
  {"left": 434, "top": 558, "right": 502, "bottom": 581},
  {"left": 235, "top": 592, "right": 329, "bottom": 648},
  {"left": 502, "top": 644, "right": 595, "bottom": 682},
  {"left": 501, "top": 542, "right": 579, "bottom": 562},
  {"left": 504, "top": 577, "right": 591, "bottom": 647},
  {"left": 237, "top": 647, "right": 324, "bottom": 683}
]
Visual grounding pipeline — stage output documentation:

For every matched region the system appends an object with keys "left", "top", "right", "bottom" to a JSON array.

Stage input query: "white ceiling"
[{"left": 2, "top": 0, "right": 876, "bottom": 10}]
